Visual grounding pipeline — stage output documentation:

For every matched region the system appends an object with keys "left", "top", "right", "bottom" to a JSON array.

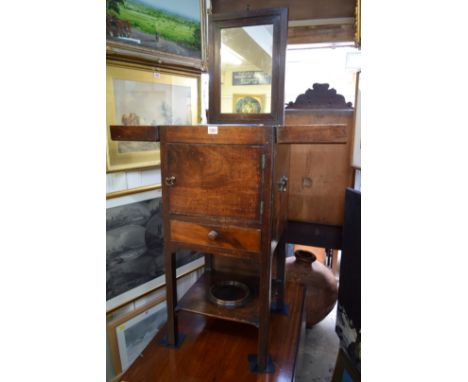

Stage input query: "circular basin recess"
[{"left": 208, "top": 280, "right": 251, "bottom": 308}]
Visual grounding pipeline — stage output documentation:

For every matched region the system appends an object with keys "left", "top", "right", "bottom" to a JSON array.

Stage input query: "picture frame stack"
[
  {"left": 108, "top": 296, "right": 167, "bottom": 375},
  {"left": 106, "top": 3, "right": 208, "bottom": 379}
]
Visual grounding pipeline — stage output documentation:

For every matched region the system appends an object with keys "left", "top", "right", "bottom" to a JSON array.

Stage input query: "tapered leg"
[
  {"left": 257, "top": 250, "right": 272, "bottom": 371},
  {"left": 165, "top": 247, "right": 178, "bottom": 345},
  {"left": 274, "top": 236, "right": 286, "bottom": 311},
  {"left": 204, "top": 253, "right": 213, "bottom": 272}
]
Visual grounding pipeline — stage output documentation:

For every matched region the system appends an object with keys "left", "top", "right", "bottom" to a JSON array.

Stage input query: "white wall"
[{"left": 106, "top": 168, "right": 161, "bottom": 194}]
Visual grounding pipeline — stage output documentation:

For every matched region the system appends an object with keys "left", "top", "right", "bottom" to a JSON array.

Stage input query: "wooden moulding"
[
  {"left": 277, "top": 124, "right": 348, "bottom": 144},
  {"left": 286, "top": 83, "right": 353, "bottom": 110},
  {"left": 106, "top": 184, "right": 162, "bottom": 200},
  {"left": 110, "top": 125, "right": 160, "bottom": 142},
  {"left": 110, "top": 125, "right": 272, "bottom": 144},
  {"left": 288, "top": 22, "right": 354, "bottom": 44},
  {"left": 164, "top": 125, "right": 270, "bottom": 145},
  {"left": 211, "top": 0, "right": 355, "bottom": 20},
  {"left": 106, "top": 51, "right": 204, "bottom": 74}
]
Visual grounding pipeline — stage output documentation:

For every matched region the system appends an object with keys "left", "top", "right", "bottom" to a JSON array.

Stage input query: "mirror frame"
[{"left": 207, "top": 7, "right": 288, "bottom": 125}]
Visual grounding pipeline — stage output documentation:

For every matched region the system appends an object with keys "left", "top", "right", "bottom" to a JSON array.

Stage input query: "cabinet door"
[{"left": 166, "top": 143, "right": 264, "bottom": 223}]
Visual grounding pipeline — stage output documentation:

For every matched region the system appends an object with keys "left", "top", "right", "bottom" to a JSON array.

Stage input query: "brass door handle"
[
  {"left": 165, "top": 176, "right": 176, "bottom": 186},
  {"left": 208, "top": 230, "right": 219, "bottom": 240}
]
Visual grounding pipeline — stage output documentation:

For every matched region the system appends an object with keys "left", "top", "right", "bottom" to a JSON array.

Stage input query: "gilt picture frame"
[
  {"left": 354, "top": 0, "right": 361, "bottom": 48},
  {"left": 106, "top": 0, "right": 208, "bottom": 70},
  {"left": 106, "top": 61, "right": 200, "bottom": 172}
]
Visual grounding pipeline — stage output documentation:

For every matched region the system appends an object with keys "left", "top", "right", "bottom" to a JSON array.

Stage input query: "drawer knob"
[
  {"left": 208, "top": 230, "right": 219, "bottom": 240},
  {"left": 165, "top": 176, "right": 176, "bottom": 186}
]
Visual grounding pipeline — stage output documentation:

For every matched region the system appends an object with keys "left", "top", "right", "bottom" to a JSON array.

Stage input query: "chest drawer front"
[
  {"left": 170, "top": 220, "right": 261, "bottom": 253},
  {"left": 166, "top": 144, "right": 264, "bottom": 222}
]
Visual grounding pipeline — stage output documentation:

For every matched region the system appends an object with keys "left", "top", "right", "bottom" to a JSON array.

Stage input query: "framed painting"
[
  {"left": 106, "top": 0, "right": 207, "bottom": 70},
  {"left": 106, "top": 61, "right": 199, "bottom": 172},
  {"left": 232, "top": 94, "right": 266, "bottom": 114},
  {"left": 108, "top": 295, "right": 167, "bottom": 374}
]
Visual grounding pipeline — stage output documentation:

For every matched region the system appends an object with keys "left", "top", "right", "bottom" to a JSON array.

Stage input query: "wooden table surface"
[{"left": 119, "top": 282, "right": 305, "bottom": 382}]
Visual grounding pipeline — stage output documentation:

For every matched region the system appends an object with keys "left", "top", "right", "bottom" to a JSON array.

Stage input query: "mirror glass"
[{"left": 220, "top": 24, "right": 273, "bottom": 114}]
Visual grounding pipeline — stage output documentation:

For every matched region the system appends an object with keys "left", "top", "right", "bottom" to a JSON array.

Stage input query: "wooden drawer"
[{"left": 170, "top": 220, "right": 261, "bottom": 253}]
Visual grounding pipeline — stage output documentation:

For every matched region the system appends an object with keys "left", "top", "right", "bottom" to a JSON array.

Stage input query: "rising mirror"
[
  {"left": 208, "top": 8, "right": 288, "bottom": 125},
  {"left": 220, "top": 25, "right": 273, "bottom": 114}
]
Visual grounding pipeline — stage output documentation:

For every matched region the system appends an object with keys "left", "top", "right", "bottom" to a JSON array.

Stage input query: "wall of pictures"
[{"left": 106, "top": 2, "right": 208, "bottom": 379}]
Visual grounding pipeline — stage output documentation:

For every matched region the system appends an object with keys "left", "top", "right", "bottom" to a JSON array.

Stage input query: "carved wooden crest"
[{"left": 286, "top": 83, "right": 353, "bottom": 109}]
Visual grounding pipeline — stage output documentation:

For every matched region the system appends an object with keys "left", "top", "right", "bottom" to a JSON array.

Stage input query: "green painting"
[{"left": 106, "top": 0, "right": 202, "bottom": 59}]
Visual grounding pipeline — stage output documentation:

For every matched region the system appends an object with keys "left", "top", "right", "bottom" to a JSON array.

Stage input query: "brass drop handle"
[
  {"left": 278, "top": 176, "right": 288, "bottom": 192},
  {"left": 208, "top": 230, "right": 219, "bottom": 240},
  {"left": 165, "top": 176, "right": 176, "bottom": 187}
]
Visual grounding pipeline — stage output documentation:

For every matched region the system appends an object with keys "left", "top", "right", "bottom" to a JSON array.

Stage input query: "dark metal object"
[
  {"left": 278, "top": 175, "right": 288, "bottom": 192},
  {"left": 325, "top": 247, "right": 333, "bottom": 268},
  {"left": 165, "top": 176, "right": 176, "bottom": 186},
  {"left": 159, "top": 333, "right": 186, "bottom": 348},
  {"left": 247, "top": 354, "right": 275, "bottom": 373},
  {"left": 208, "top": 280, "right": 251, "bottom": 308}
]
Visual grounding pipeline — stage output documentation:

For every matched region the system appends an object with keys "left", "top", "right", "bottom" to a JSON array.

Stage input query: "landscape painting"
[{"left": 106, "top": 0, "right": 202, "bottom": 59}]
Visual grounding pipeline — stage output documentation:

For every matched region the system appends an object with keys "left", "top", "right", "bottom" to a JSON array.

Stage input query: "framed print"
[
  {"left": 106, "top": 195, "right": 204, "bottom": 306},
  {"left": 108, "top": 296, "right": 167, "bottom": 374},
  {"left": 232, "top": 94, "right": 266, "bottom": 114},
  {"left": 106, "top": 0, "right": 207, "bottom": 70},
  {"left": 107, "top": 267, "right": 203, "bottom": 380},
  {"left": 106, "top": 61, "right": 199, "bottom": 172}
]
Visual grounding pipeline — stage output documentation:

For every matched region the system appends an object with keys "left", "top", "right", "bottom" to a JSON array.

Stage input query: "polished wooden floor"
[{"left": 119, "top": 282, "right": 305, "bottom": 382}]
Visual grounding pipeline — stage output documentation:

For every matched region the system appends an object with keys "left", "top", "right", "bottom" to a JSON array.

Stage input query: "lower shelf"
[
  {"left": 119, "top": 282, "right": 306, "bottom": 382},
  {"left": 177, "top": 270, "right": 260, "bottom": 327}
]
